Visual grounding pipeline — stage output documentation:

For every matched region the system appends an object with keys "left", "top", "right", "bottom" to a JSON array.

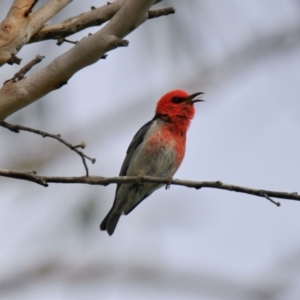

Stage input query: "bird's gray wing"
[
  {"left": 118, "top": 116, "right": 157, "bottom": 177},
  {"left": 100, "top": 116, "right": 158, "bottom": 235}
]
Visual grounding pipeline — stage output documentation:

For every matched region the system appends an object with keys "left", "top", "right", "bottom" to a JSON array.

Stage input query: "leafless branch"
[
  {"left": 148, "top": 7, "right": 175, "bottom": 19},
  {"left": 262, "top": 193, "right": 281, "bottom": 207},
  {"left": 0, "top": 121, "right": 95, "bottom": 176},
  {"left": 29, "top": 6, "right": 175, "bottom": 43},
  {"left": 0, "top": 169, "right": 299, "bottom": 205},
  {"left": 0, "top": 0, "right": 71, "bottom": 66},
  {"left": 4, "top": 55, "right": 45, "bottom": 84},
  {"left": 0, "top": 0, "right": 171, "bottom": 120}
]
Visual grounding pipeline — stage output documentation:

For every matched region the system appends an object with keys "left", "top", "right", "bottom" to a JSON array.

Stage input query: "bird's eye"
[{"left": 172, "top": 97, "right": 182, "bottom": 104}]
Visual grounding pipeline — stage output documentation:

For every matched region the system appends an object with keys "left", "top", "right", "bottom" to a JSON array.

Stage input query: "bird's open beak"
[{"left": 185, "top": 92, "right": 205, "bottom": 104}]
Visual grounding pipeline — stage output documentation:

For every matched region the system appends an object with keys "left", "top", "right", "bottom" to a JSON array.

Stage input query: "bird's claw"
[
  {"left": 165, "top": 176, "right": 173, "bottom": 190},
  {"left": 137, "top": 170, "right": 145, "bottom": 185}
]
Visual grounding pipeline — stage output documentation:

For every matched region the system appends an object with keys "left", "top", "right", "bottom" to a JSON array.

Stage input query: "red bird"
[{"left": 100, "top": 90, "right": 204, "bottom": 235}]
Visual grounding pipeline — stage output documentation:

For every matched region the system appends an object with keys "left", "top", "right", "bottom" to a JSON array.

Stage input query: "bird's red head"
[{"left": 155, "top": 90, "right": 204, "bottom": 132}]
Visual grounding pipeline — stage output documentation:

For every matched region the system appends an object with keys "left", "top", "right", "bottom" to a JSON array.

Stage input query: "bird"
[{"left": 100, "top": 89, "right": 204, "bottom": 235}]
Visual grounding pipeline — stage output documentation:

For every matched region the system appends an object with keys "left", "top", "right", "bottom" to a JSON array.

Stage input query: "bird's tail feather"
[{"left": 100, "top": 208, "right": 121, "bottom": 236}]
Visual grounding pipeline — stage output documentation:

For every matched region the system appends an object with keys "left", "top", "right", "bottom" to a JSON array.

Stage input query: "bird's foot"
[
  {"left": 136, "top": 170, "right": 145, "bottom": 185},
  {"left": 165, "top": 176, "right": 173, "bottom": 190}
]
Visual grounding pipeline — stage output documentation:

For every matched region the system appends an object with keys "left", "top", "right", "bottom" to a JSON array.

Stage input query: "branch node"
[
  {"left": 4, "top": 55, "right": 45, "bottom": 84},
  {"left": 30, "top": 170, "right": 37, "bottom": 174},
  {"left": 148, "top": 7, "right": 175, "bottom": 19},
  {"left": 24, "top": 0, "right": 39, "bottom": 17},
  {"left": 216, "top": 181, "right": 223, "bottom": 185},
  {"left": 57, "top": 37, "right": 77, "bottom": 46},
  {"left": 56, "top": 81, "right": 68, "bottom": 89},
  {"left": 0, "top": 122, "right": 95, "bottom": 176},
  {"left": 262, "top": 193, "right": 281, "bottom": 207},
  {"left": 0, "top": 121, "right": 20, "bottom": 133},
  {"left": 72, "top": 142, "right": 86, "bottom": 149},
  {"left": 7, "top": 55, "right": 22, "bottom": 65},
  {"left": 113, "top": 39, "right": 129, "bottom": 48}
]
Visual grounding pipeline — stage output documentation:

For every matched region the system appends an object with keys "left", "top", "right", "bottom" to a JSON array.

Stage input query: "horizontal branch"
[{"left": 0, "top": 169, "right": 299, "bottom": 205}]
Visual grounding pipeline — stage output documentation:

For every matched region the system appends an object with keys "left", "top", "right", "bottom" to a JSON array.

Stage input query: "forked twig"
[{"left": 0, "top": 121, "right": 95, "bottom": 176}]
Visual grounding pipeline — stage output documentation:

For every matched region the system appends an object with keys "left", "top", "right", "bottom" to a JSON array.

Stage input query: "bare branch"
[
  {"left": 24, "top": 0, "right": 39, "bottom": 17},
  {"left": 29, "top": 5, "right": 175, "bottom": 43},
  {"left": 0, "top": 0, "right": 71, "bottom": 66},
  {"left": 29, "top": 1, "right": 126, "bottom": 43},
  {"left": 4, "top": 55, "right": 45, "bottom": 84},
  {"left": 56, "top": 37, "right": 77, "bottom": 46},
  {"left": 0, "top": 0, "right": 165, "bottom": 120},
  {"left": 30, "top": 0, "right": 71, "bottom": 32},
  {"left": 262, "top": 193, "right": 281, "bottom": 207},
  {"left": 0, "top": 121, "right": 96, "bottom": 176},
  {"left": 0, "top": 0, "right": 35, "bottom": 65},
  {"left": 148, "top": 7, "right": 175, "bottom": 19},
  {"left": 0, "top": 170, "right": 299, "bottom": 204}
]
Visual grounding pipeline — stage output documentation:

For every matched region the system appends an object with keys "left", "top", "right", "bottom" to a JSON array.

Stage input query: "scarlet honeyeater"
[{"left": 100, "top": 90, "right": 204, "bottom": 235}]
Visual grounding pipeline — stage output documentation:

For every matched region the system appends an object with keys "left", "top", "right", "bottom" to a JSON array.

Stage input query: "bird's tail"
[{"left": 100, "top": 207, "right": 121, "bottom": 236}]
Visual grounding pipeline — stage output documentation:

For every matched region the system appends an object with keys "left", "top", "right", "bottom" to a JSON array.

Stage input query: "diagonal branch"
[
  {"left": 4, "top": 54, "right": 45, "bottom": 84},
  {"left": 0, "top": 121, "right": 95, "bottom": 176},
  {"left": 29, "top": 6, "right": 175, "bottom": 43},
  {"left": 0, "top": 0, "right": 168, "bottom": 120},
  {"left": 0, "top": 0, "right": 71, "bottom": 66},
  {"left": 0, "top": 170, "right": 299, "bottom": 205}
]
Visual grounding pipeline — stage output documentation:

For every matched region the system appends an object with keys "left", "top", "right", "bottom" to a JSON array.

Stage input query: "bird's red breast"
[{"left": 144, "top": 123, "right": 186, "bottom": 167}]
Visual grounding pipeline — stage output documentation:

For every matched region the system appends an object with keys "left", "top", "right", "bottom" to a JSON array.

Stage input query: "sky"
[{"left": 1, "top": 0, "right": 300, "bottom": 299}]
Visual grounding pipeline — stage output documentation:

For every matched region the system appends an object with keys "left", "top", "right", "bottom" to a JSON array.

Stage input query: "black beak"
[{"left": 185, "top": 92, "right": 205, "bottom": 104}]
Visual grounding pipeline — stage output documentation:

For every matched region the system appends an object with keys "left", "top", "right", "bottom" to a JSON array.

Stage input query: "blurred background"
[{"left": 1, "top": 0, "right": 300, "bottom": 299}]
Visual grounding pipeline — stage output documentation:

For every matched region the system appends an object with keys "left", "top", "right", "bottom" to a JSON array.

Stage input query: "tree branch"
[
  {"left": 0, "top": 170, "right": 299, "bottom": 205},
  {"left": 4, "top": 54, "right": 45, "bottom": 84},
  {"left": 0, "top": 0, "right": 168, "bottom": 120},
  {"left": 0, "top": 121, "right": 95, "bottom": 176},
  {"left": 0, "top": 0, "right": 71, "bottom": 66},
  {"left": 29, "top": 6, "right": 175, "bottom": 43},
  {"left": 148, "top": 7, "right": 175, "bottom": 19}
]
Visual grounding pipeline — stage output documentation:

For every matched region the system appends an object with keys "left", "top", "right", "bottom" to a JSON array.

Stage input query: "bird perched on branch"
[{"left": 100, "top": 90, "right": 204, "bottom": 235}]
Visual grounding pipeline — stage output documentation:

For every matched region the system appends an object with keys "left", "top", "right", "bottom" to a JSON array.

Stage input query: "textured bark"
[{"left": 0, "top": 0, "right": 158, "bottom": 120}]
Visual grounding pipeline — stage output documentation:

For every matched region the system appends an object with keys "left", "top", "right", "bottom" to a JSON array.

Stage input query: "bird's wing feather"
[
  {"left": 118, "top": 116, "right": 157, "bottom": 177},
  {"left": 100, "top": 116, "right": 157, "bottom": 233}
]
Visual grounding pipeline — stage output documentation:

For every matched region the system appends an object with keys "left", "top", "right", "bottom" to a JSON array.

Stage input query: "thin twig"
[
  {"left": 148, "top": 7, "right": 175, "bottom": 19},
  {"left": 56, "top": 37, "right": 77, "bottom": 46},
  {"left": 0, "top": 170, "right": 299, "bottom": 204},
  {"left": 4, "top": 55, "right": 45, "bottom": 84},
  {"left": 0, "top": 122, "right": 96, "bottom": 176},
  {"left": 262, "top": 193, "right": 281, "bottom": 207}
]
